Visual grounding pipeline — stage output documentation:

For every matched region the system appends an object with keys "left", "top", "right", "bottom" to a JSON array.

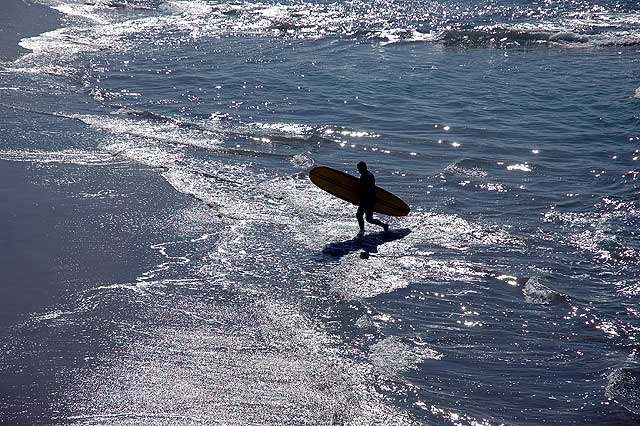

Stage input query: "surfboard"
[{"left": 309, "top": 166, "right": 410, "bottom": 216}]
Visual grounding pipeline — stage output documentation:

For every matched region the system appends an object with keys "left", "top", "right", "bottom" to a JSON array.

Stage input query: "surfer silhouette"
[{"left": 356, "top": 161, "right": 389, "bottom": 235}]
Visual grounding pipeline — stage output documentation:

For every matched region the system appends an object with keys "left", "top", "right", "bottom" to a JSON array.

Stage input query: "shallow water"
[{"left": 1, "top": 0, "right": 639, "bottom": 424}]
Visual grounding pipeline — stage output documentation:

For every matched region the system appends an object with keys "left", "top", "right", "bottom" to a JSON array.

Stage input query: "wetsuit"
[{"left": 357, "top": 170, "right": 387, "bottom": 231}]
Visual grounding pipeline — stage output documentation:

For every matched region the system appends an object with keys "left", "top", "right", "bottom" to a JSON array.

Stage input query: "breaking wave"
[
  {"left": 369, "top": 336, "right": 443, "bottom": 379},
  {"left": 606, "top": 367, "right": 640, "bottom": 415},
  {"left": 522, "top": 276, "right": 566, "bottom": 305},
  {"left": 18, "top": 0, "right": 640, "bottom": 51}
]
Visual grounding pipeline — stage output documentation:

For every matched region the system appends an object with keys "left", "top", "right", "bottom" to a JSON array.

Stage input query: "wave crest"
[
  {"left": 522, "top": 277, "right": 566, "bottom": 305},
  {"left": 606, "top": 367, "right": 640, "bottom": 415}
]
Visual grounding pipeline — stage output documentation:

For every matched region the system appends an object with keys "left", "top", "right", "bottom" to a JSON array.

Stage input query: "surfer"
[{"left": 356, "top": 161, "right": 389, "bottom": 235}]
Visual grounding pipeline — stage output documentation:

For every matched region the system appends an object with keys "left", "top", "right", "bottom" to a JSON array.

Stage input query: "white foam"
[
  {"left": 93, "top": 280, "right": 162, "bottom": 295},
  {"left": 565, "top": 11, "right": 640, "bottom": 29},
  {"left": 306, "top": 209, "right": 520, "bottom": 258},
  {"left": 261, "top": 176, "right": 347, "bottom": 221},
  {"left": 542, "top": 206, "right": 636, "bottom": 261},
  {"left": 258, "top": 4, "right": 290, "bottom": 19},
  {"left": 379, "top": 28, "right": 437, "bottom": 45},
  {"left": 396, "top": 211, "right": 522, "bottom": 252},
  {"left": 75, "top": 113, "right": 224, "bottom": 154},
  {"left": 589, "top": 31, "right": 640, "bottom": 47},
  {"left": 162, "top": 168, "right": 237, "bottom": 208},
  {"left": 548, "top": 32, "right": 588, "bottom": 43},
  {"left": 162, "top": 0, "right": 213, "bottom": 16},
  {"left": 102, "top": 139, "right": 183, "bottom": 168},
  {"left": 331, "top": 253, "right": 411, "bottom": 299},
  {"left": 19, "top": 26, "right": 112, "bottom": 56},
  {"left": 290, "top": 153, "right": 314, "bottom": 168},
  {"left": 33, "top": 310, "right": 74, "bottom": 322},
  {"left": 250, "top": 121, "right": 312, "bottom": 134},
  {"left": 0, "top": 149, "right": 123, "bottom": 165},
  {"left": 52, "top": 3, "right": 110, "bottom": 24},
  {"left": 18, "top": 15, "right": 185, "bottom": 58},
  {"left": 330, "top": 250, "right": 490, "bottom": 300},
  {"left": 506, "top": 163, "right": 532, "bottom": 172},
  {"left": 606, "top": 367, "right": 640, "bottom": 415},
  {"left": 522, "top": 277, "right": 566, "bottom": 304},
  {"left": 63, "top": 288, "right": 416, "bottom": 424},
  {"left": 0, "top": 63, "right": 77, "bottom": 77},
  {"left": 161, "top": 168, "right": 298, "bottom": 225},
  {"left": 369, "top": 336, "right": 443, "bottom": 378},
  {"left": 444, "top": 163, "right": 489, "bottom": 178},
  {"left": 323, "top": 211, "right": 522, "bottom": 299}
]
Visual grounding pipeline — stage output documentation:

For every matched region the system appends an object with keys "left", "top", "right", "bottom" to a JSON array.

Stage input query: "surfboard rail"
[{"left": 309, "top": 166, "right": 410, "bottom": 217}]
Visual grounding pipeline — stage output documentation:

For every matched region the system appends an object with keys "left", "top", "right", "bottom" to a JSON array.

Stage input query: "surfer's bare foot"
[{"left": 357, "top": 229, "right": 365, "bottom": 237}]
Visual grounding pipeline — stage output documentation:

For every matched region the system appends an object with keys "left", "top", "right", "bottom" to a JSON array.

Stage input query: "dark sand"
[
  {"left": 0, "top": 0, "right": 61, "bottom": 62},
  {"left": 0, "top": 8, "right": 200, "bottom": 420},
  {"left": 0, "top": 156, "right": 201, "bottom": 423}
]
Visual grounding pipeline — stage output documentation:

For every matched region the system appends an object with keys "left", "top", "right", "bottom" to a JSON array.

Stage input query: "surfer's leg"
[
  {"left": 365, "top": 210, "right": 388, "bottom": 231},
  {"left": 356, "top": 206, "right": 365, "bottom": 231}
]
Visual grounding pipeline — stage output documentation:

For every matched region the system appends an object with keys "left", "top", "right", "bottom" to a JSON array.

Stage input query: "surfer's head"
[{"left": 357, "top": 161, "right": 367, "bottom": 174}]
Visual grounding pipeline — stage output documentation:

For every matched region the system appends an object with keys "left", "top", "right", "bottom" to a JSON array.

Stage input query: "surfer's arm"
[
  {"left": 359, "top": 174, "right": 375, "bottom": 204},
  {"left": 357, "top": 175, "right": 366, "bottom": 203}
]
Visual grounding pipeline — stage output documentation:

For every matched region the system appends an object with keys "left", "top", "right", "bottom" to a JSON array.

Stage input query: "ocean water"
[{"left": 1, "top": 0, "right": 639, "bottom": 424}]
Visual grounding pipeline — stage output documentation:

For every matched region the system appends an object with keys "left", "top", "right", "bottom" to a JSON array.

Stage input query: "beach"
[{"left": 1, "top": 0, "right": 639, "bottom": 424}]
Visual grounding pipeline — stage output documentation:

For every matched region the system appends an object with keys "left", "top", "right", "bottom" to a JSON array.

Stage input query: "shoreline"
[
  {"left": 0, "top": 0, "right": 61, "bottom": 62},
  {"left": 0, "top": 0, "right": 638, "bottom": 423},
  {"left": 0, "top": 156, "right": 201, "bottom": 424},
  {"left": 0, "top": 157, "right": 195, "bottom": 324}
]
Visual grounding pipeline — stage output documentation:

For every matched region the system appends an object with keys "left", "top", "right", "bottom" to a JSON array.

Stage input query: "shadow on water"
[{"left": 322, "top": 228, "right": 412, "bottom": 259}]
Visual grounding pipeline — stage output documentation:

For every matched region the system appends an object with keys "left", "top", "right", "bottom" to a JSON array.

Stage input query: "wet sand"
[{"left": 0, "top": 0, "right": 60, "bottom": 61}]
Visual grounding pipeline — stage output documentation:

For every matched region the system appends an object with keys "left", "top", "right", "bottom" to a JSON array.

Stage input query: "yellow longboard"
[{"left": 309, "top": 166, "right": 410, "bottom": 217}]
